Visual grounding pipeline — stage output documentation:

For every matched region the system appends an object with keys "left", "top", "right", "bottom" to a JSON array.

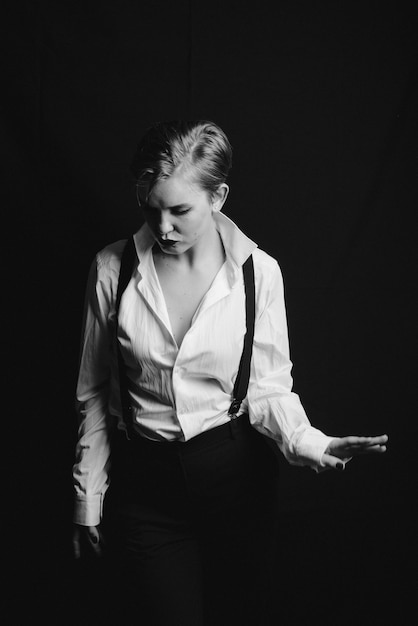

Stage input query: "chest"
[{"left": 156, "top": 264, "right": 224, "bottom": 348}]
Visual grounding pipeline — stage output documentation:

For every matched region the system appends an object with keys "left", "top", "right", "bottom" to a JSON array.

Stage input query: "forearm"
[
  {"left": 74, "top": 252, "right": 117, "bottom": 525},
  {"left": 248, "top": 391, "right": 334, "bottom": 471},
  {"left": 248, "top": 259, "right": 334, "bottom": 471},
  {"left": 73, "top": 394, "right": 112, "bottom": 526}
]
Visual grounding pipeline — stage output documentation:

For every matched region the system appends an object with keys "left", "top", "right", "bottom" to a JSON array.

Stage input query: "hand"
[
  {"left": 322, "top": 434, "right": 388, "bottom": 471},
  {"left": 72, "top": 524, "right": 104, "bottom": 559}
]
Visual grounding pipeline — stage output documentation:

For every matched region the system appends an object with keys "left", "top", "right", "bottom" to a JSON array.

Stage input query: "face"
[{"left": 139, "top": 171, "right": 228, "bottom": 256}]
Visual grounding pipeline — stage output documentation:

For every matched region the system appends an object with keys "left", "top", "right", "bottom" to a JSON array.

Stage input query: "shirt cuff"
[
  {"left": 73, "top": 493, "right": 103, "bottom": 526},
  {"left": 295, "top": 427, "right": 335, "bottom": 472}
]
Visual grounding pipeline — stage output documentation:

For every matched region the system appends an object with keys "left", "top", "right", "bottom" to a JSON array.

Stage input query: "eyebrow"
[{"left": 146, "top": 203, "right": 190, "bottom": 211}]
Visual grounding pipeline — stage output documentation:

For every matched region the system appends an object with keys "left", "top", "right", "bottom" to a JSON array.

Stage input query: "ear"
[
  {"left": 212, "top": 184, "right": 229, "bottom": 213},
  {"left": 136, "top": 182, "right": 150, "bottom": 207}
]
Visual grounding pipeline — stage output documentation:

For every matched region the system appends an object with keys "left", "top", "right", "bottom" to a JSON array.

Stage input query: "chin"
[{"left": 158, "top": 243, "right": 183, "bottom": 254}]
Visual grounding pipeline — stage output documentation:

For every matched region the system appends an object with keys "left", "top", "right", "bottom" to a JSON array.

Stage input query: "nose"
[{"left": 157, "top": 212, "right": 174, "bottom": 237}]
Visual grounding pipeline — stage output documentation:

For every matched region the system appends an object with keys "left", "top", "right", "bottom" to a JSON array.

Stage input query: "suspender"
[
  {"left": 114, "top": 236, "right": 255, "bottom": 437},
  {"left": 228, "top": 254, "right": 255, "bottom": 418},
  {"left": 114, "top": 237, "right": 136, "bottom": 439}
]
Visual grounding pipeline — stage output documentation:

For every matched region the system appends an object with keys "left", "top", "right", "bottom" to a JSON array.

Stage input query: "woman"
[{"left": 72, "top": 120, "right": 387, "bottom": 625}]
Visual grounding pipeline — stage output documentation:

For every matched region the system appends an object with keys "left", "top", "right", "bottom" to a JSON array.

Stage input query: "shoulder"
[
  {"left": 250, "top": 248, "right": 286, "bottom": 316},
  {"left": 252, "top": 247, "right": 281, "bottom": 270},
  {"left": 96, "top": 238, "right": 129, "bottom": 273},
  {"left": 86, "top": 239, "right": 129, "bottom": 308},
  {"left": 252, "top": 247, "right": 284, "bottom": 285}
]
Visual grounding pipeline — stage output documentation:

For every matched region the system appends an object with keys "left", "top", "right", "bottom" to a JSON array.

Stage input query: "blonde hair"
[{"left": 131, "top": 120, "right": 232, "bottom": 200}]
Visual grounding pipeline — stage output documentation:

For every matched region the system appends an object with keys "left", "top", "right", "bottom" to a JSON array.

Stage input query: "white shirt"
[{"left": 73, "top": 212, "right": 334, "bottom": 526}]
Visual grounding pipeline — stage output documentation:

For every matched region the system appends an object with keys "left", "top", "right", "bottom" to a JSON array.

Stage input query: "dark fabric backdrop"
[{"left": 4, "top": 1, "right": 417, "bottom": 623}]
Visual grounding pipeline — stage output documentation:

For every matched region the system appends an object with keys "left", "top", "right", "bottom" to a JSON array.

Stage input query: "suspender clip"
[{"left": 228, "top": 398, "right": 241, "bottom": 418}]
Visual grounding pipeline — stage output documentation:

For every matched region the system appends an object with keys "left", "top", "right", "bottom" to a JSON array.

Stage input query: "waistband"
[{"left": 123, "top": 413, "right": 252, "bottom": 456}]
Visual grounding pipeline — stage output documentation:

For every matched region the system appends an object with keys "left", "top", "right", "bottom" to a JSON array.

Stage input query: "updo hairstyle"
[{"left": 131, "top": 120, "right": 232, "bottom": 202}]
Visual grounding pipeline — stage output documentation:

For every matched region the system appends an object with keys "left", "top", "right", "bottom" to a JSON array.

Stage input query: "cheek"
[
  {"left": 184, "top": 220, "right": 201, "bottom": 238},
  {"left": 182, "top": 211, "right": 212, "bottom": 238}
]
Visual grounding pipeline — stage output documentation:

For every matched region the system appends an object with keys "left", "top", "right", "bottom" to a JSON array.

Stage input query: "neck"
[{"left": 154, "top": 223, "right": 225, "bottom": 270}]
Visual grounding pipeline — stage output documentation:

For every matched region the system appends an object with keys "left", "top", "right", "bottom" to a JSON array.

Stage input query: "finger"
[
  {"left": 342, "top": 435, "right": 388, "bottom": 448},
  {"left": 332, "top": 445, "right": 387, "bottom": 460},
  {"left": 342, "top": 440, "right": 388, "bottom": 452},
  {"left": 98, "top": 527, "right": 106, "bottom": 546},
  {"left": 321, "top": 453, "right": 346, "bottom": 471},
  {"left": 351, "top": 443, "right": 387, "bottom": 455},
  {"left": 72, "top": 534, "right": 81, "bottom": 560},
  {"left": 332, "top": 436, "right": 388, "bottom": 455},
  {"left": 341, "top": 436, "right": 370, "bottom": 447},
  {"left": 87, "top": 528, "right": 103, "bottom": 556},
  {"left": 357, "top": 435, "right": 388, "bottom": 447}
]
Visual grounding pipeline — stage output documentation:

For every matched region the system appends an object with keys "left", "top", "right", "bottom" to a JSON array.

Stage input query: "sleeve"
[
  {"left": 72, "top": 254, "right": 116, "bottom": 526},
  {"left": 247, "top": 257, "right": 334, "bottom": 472}
]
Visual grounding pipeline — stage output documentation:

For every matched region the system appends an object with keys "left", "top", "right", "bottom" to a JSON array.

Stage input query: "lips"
[{"left": 158, "top": 239, "right": 178, "bottom": 246}]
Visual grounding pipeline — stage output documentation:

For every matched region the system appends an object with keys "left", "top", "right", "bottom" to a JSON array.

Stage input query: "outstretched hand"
[{"left": 322, "top": 434, "right": 388, "bottom": 471}]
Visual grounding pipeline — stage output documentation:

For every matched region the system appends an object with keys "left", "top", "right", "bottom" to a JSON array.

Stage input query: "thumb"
[
  {"left": 86, "top": 526, "right": 103, "bottom": 556},
  {"left": 72, "top": 526, "right": 81, "bottom": 559},
  {"left": 321, "top": 453, "right": 346, "bottom": 471}
]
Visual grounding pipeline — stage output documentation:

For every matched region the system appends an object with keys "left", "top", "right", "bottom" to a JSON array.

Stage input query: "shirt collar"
[
  {"left": 133, "top": 212, "right": 257, "bottom": 285},
  {"left": 213, "top": 212, "right": 258, "bottom": 271}
]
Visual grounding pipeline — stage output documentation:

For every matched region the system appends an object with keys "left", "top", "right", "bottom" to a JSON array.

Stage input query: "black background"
[{"left": 4, "top": 1, "right": 417, "bottom": 623}]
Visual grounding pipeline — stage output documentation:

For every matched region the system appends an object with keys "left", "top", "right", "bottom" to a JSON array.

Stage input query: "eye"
[
  {"left": 172, "top": 208, "right": 190, "bottom": 216},
  {"left": 171, "top": 205, "right": 192, "bottom": 216}
]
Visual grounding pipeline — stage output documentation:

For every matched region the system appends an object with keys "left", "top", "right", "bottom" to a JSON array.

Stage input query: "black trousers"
[{"left": 104, "top": 415, "right": 280, "bottom": 626}]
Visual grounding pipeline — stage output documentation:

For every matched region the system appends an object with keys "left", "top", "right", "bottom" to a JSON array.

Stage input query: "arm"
[
  {"left": 72, "top": 252, "right": 117, "bottom": 555},
  {"left": 247, "top": 255, "right": 387, "bottom": 471}
]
